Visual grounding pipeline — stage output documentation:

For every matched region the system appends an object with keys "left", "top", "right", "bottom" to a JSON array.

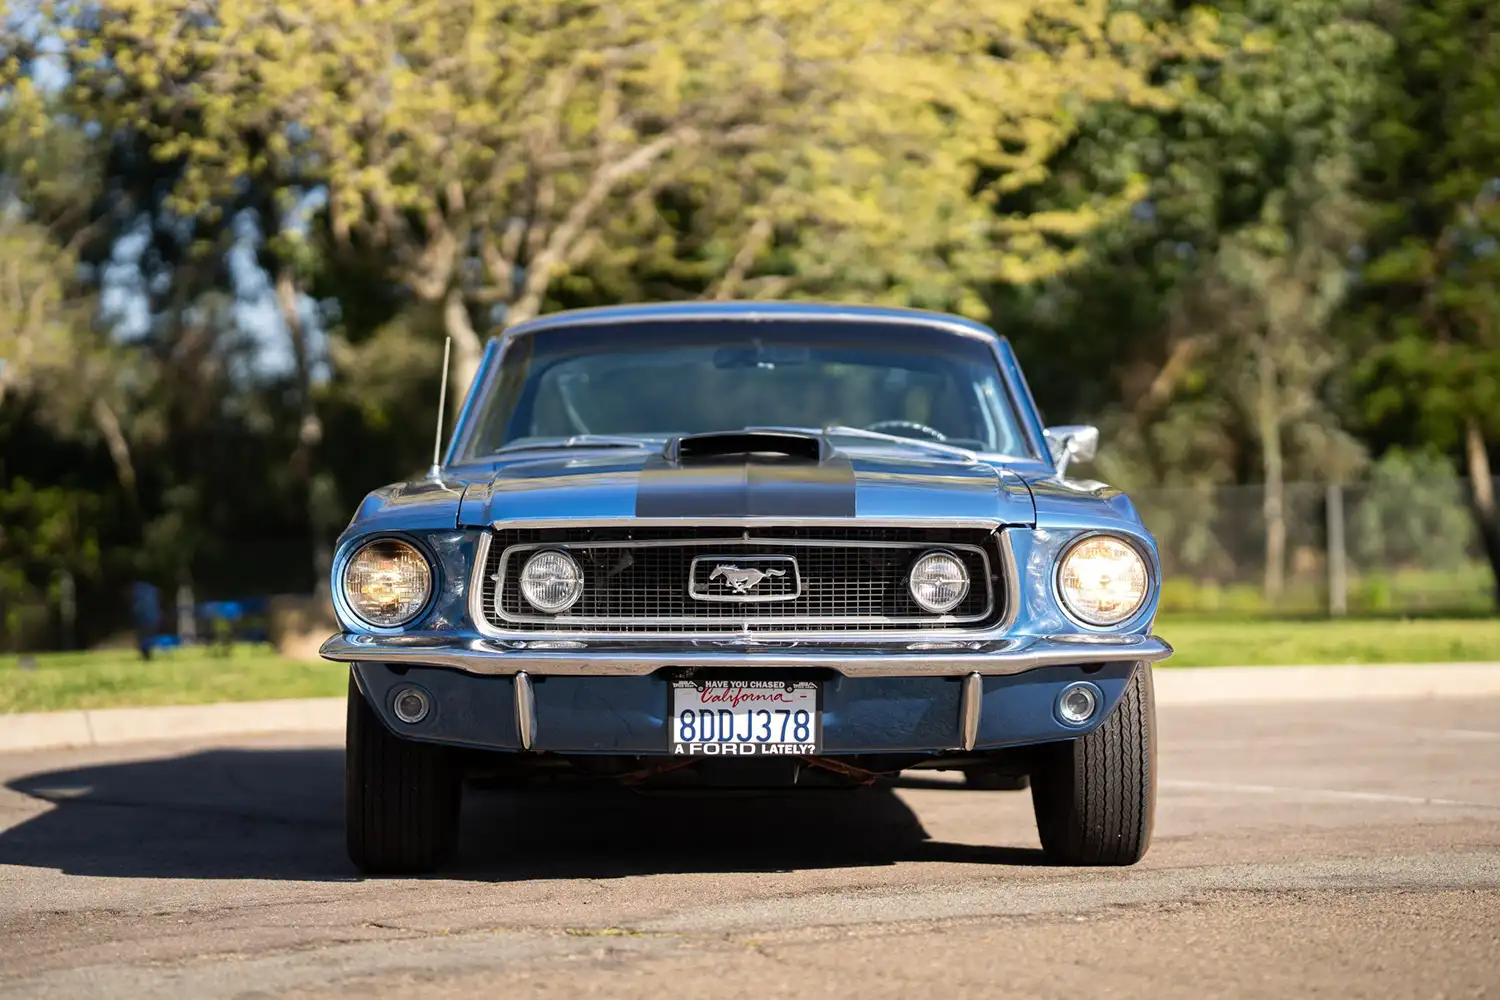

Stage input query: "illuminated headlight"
[
  {"left": 908, "top": 550, "right": 970, "bottom": 614},
  {"left": 519, "top": 550, "right": 584, "bottom": 613},
  {"left": 1057, "top": 535, "right": 1149, "bottom": 627},
  {"left": 342, "top": 538, "right": 433, "bottom": 628}
]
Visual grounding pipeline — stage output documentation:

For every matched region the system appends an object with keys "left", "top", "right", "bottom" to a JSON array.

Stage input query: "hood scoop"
[{"left": 668, "top": 430, "right": 831, "bottom": 464}]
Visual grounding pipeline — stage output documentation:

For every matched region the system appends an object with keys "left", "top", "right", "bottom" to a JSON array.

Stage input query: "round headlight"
[
  {"left": 908, "top": 550, "right": 970, "bottom": 614},
  {"left": 519, "top": 550, "right": 584, "bottom": 613},
  {"left": 342, "top": 538, "right": 433, "bottom": 628},
  {"left": 1057, "top": 535, "right": 1149, "bottom": 627}
]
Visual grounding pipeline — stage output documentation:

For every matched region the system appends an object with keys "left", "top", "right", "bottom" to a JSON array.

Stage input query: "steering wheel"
[{"left": 866, "top": 420, "right": 948, "bottom": 442}]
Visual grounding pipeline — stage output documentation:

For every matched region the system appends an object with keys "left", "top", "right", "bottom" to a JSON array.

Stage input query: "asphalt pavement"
[{"left": 0, "top": 695, "right": 1497, "bottom": 999}]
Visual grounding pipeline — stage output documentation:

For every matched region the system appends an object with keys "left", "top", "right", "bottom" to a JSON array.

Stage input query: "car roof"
[{"left": 501, "top": 301, "right": 1003, "bottom": 343}]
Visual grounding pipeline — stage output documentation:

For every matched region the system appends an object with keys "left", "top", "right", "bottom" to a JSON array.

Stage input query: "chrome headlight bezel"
[
  {"left": 339, "top": 535, "right": 436, "bottom": 630},
  {"left": 1053, "top": 532, "right": 1152, "bottom": 629},
  {"left": 518, "top": 548, "right": 585, "bottom": 614},
  {"left": 907, "top": 549, "right": 972, "bottom": 614}
]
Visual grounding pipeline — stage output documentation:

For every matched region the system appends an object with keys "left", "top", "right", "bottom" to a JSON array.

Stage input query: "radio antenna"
[{"left": 427, "top": 337, "right": 452, "bottom": 480}]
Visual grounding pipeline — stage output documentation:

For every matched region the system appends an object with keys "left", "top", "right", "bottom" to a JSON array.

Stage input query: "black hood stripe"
[{"left": 635, "top": 454, "right": 857, "bottom": 517}]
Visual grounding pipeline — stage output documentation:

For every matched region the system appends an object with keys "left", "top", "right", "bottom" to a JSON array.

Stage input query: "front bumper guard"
[{"left": 319, "top": 632, "right": 1173, "bottom": 678}]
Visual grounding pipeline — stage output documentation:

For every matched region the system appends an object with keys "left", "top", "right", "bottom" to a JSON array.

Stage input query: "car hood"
[{"left": 456, "top": 446, "right": 1036, "bottom": 526}]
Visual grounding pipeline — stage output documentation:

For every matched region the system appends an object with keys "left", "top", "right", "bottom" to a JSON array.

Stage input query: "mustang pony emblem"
[{"left": 708, "top": 565, "right": 786, "bottom": 594}]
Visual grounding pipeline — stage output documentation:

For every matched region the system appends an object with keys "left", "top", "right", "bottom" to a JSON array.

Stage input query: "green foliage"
[
  {"left": 43, "top": 0, "right": 1205, "bottom": 397},
  {"left": 0, "top": 476, "right": 101, "bottom": 648},
  {"left": 1000, "top": 0, "right": 1389, "bottom": 475},
  {"left": 1, "top": 0, "right": 1498, "bottom": 652},
  {"left": 1348, "top": 451, "right": 1476, "bottom": 570},
  {"left": 1346, "top": 0, "right": 1500, "bottom": 447}
]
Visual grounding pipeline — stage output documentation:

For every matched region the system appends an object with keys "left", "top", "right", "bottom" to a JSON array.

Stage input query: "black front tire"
[
  {"left": 345, "top": 675, "right": 462, "bottom": 875},
  {"left": 1030, "top": 663, "right": 1156, "bottom": 866}
]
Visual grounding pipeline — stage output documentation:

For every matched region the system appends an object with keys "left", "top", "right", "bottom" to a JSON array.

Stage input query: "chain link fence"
[
  {"left": 1134, "top": 477, "right": 1498, "bottom": 616},
  {"left": 7, "top": 478, "right": 1496, "bottom": 653}
]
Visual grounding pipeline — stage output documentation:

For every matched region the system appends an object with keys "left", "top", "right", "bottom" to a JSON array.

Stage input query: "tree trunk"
[
  {"left": 275, "top": 267, "right": 330, "bottom": 596},
  {"left": 1257, "top": 346, "right": 1286, "bottom": 606},
  {"left": 443, "top": 288, "right": 485, "bottom": 408},
  {"left": 1463, "top": 417, "right": 1500, "bottom": 609},
  {"left": 90, "top": 398, "right": 137, "bottom": 499}
]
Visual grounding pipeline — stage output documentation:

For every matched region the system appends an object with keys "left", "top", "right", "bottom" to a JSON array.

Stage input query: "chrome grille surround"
[{"left": 472, "top": 522, "right": 1005, "bottom": 637}]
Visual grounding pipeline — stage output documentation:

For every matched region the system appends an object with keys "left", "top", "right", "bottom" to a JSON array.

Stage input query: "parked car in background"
[{"left": 321, "top": 302, "right": 1171, "bottom": 874}]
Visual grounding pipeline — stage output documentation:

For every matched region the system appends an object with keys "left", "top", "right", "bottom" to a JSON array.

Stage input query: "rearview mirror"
[
  {"left": 712, "top": 345, "right": 810, "bottom": 369},
  {"left": 1043, "top": 425, "right": 1099, "bottom": 476}
]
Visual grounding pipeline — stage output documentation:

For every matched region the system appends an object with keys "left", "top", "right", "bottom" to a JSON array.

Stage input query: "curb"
[
  {"left": 1152, "top": 662, "right": 1500, "bottom": 705},
  {"left": 0, "top": 697, "right": 345, "bottom": 754},
  {"left": 2, "top": 663, "right": 1498, "bottom": 754}
]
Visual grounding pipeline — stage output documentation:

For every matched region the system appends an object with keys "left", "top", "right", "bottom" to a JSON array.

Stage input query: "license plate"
[{"left": 669, "top": 680, "right": 820, "bottom": 756}]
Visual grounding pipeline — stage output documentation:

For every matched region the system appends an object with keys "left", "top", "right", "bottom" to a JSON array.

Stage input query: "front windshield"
[{"left": 458, "top": 319, "right": 1035, "bottom": 459}]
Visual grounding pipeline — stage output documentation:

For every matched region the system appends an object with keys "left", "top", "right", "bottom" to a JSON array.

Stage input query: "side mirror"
[{"left": 1043, "top": 425, "right": 1099, "bottom": 476}]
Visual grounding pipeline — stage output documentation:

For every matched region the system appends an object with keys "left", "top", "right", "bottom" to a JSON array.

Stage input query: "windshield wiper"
[
  {"left": 820, "top": 425, "right": 977, "bottom": 460},
  {"left": 493, "top": 434, "right": 660, "bottom": 454}
]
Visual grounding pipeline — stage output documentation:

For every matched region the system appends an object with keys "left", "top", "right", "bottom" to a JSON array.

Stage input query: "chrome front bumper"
[{"left": 319, "top": 632, "right": 1173, "bottom": 678}]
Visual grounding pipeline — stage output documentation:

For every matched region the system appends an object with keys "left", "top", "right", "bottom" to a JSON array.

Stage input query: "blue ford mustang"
[{"left": 321, "top": 302, "right": 1172, "bottom": 873}]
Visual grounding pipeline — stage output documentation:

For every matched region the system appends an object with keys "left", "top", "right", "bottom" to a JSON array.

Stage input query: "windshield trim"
[{"left": 503, "top": 305, "right": 1002, "bottom": 345}]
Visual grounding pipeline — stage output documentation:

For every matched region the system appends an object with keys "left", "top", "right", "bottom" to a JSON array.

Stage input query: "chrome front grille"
[{"left": 477, "top": 526, "right": 1001, "bottom": 634}]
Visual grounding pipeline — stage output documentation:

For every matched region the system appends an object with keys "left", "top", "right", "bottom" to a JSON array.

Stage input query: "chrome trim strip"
[
  {"left": 686, "top": 554, "right": 802, "bottom": 603},
  {"left": 487, "top": 517, "right": 1007, "bottom": 531},
  {"left": 320, "top": 632, "right": 1173, "bottom": 678},
  {"left": 960, "top": 672, "right": 982, "bottom": 751},
  {"left": 996, "top": 530, "right": 1022, "bottom": 632},
  {"left": 477, "top": 532, "right": 997, "bottom": 631},
  {"left": 469, "top": 531, "right": 496, "bottom": 632},
  {"left": 502, "top": 308, "right": 1002, "bottom": 344},
  {"left": 495, "top": 534, "right": 992, "bottom": 551},
  {"left": 514, "top": 671, "right": 536, "bottom": 750}
]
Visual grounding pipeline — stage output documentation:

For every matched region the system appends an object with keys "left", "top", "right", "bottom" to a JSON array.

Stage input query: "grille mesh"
[{"left": 480, "top": 526, "right": 1002, "bottom": 633}]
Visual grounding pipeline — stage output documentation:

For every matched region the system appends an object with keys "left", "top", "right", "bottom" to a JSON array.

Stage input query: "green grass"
[
  {"left": 1158, "top": 565, "right": 1496, "bottom": 617},
  {"left": 0, "top": 645, "right": 347, "bottom": 714},
  {"left": 3, "top": 617, "right": 1498, "bottom": 714},
  {"left": 1157, "top": 615, "right": 1500, "bottom": 668}
]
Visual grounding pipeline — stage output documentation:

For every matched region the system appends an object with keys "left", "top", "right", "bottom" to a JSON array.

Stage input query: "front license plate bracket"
[{"left": 669, "top": 679, "right": 821, "bottom": 756}]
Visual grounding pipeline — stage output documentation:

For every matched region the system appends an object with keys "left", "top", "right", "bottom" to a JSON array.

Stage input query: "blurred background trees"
[{"left": 1, "top": 0, "right": 1497, "bottom": 649}]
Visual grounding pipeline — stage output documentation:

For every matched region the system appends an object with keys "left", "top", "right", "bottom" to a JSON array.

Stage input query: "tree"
[
  {"left": 990, "top": 0, "right": 1387, "bottom": 602},
  {"left": 1201, "top": 156, "right": 1370, "bottom": 602},
  {"left": 0, "top": 80, "right": 139, "bottom": 493},
  {"left": 46, "top": 0, "right": 1200, "bottom": 399},
  {"left": 1345, "top": 0, "right": 1500, "bottom": 607}
]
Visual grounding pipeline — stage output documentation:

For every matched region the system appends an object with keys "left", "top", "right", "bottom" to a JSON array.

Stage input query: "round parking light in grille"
[
  {"left": 519, "top": 549, "right": 585, "bottom": 613},
  {"left": 392, "top": 686, "right": 431, "bottom": 725},
  {"left": 1056, "top": 682, "right": 1100, "bottom": 726},
  {"left": 908, "top": 550, "right": 970, "bottom": 613}
]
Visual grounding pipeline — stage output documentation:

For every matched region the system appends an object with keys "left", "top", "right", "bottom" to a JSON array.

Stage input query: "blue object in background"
[
  {"left": 130, "top": 582, "right": 161, "bottom": 660},
  {"left": 130, "top": 582, "right": 161, "bottom": 629}
]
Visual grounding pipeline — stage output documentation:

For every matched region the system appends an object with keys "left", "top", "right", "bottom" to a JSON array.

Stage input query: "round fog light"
[
  {"left": 392, "top": 686, "right": 431, "bottom": 724},
  {"left": 1057, "top": 682, "right": 1099, "bottom": 726}
]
